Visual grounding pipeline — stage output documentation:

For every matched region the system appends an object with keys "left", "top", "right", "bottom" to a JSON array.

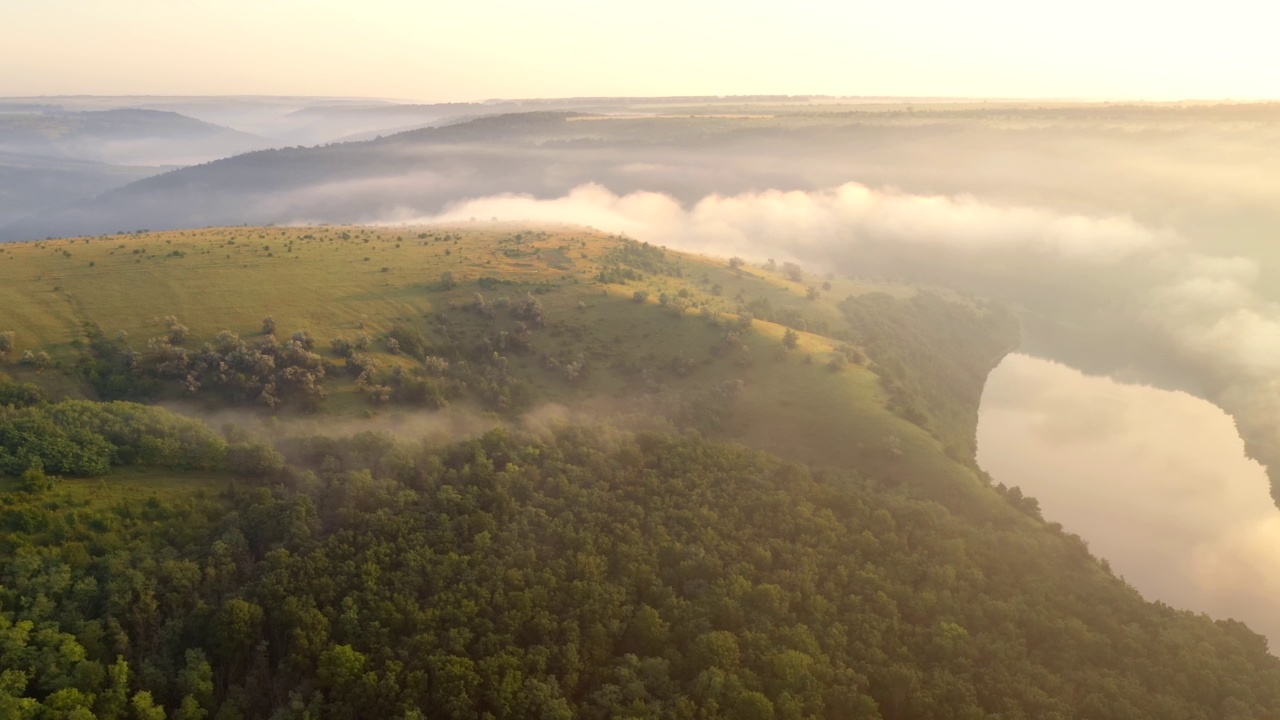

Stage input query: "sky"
[{"left": 2, "top": 0, "right": 1278, "bottom": 100}]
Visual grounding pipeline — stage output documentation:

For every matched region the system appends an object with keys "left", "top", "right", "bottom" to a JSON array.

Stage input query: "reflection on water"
[{"left": 977, "top": 353, "right": 1280, "bottom": 646}]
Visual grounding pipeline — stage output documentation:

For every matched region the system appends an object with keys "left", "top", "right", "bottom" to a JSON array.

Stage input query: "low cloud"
[
  {"left": 405, "top": 182, "right": 1175, "bottom": 264},
  {"left": 383, "top": 182, "right": 1280, "bottom": 463}
]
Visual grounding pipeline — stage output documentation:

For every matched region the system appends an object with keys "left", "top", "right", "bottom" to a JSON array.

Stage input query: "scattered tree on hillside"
[
  {"left": 26, "top": 351, "right": 52, "bottom": 371},
  {"left": 331, "top": 337, "right": 354, "bottom": 359},
  {"left": 165, "top": 316, "right": 189, "bottom": 345},
  {"left": 783, "top": 262, "right": 804, "bottom": 282}
]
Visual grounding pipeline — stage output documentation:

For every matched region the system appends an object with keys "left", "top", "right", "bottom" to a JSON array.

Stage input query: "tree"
[
  {"left": 318, "top": 644, "right": 367, "bottom": 690},
  {"left": 165, "top": 316, "right": 189, "bottom": 345},
  {"left": 511, "top": 294, "right": 546, "bottom": 327},
  {"left": 440, "top": 271, "right": 457, "bottom": 290},
  {"left": 131, "top": 692, "right": 167, "bottom": 720},
  {"left": 734, "top": 690, "right": 776, "bottom": 720},
  {"left": 226, "top": 443, "right": 286, "bottom": 479},
  {"left": 174, "top": 696, "right": 206, "bottom": 720},
  {"left": 782, "top": 262, "right": 804, "bottom": 282},
  {"left": 176, "top": 649, "right": 214, "bottom": 719},
  {"left": 97, "top": 656, "right": 130, "bottom": 720},
  {"left": 782, "top": 329, "right": 799, "bottom": 350},
  {"left": 261, "top": 316, "right": 277, "bottom": 336},
  {"left": 728, "top": 257, "right": 744, "bottom": 270},
  {"left": 0, "top": 331, "right": 14, "bottom": 359}
]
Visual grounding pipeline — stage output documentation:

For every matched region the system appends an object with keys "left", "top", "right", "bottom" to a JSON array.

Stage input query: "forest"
[{"left": 3, "top": 412, "right": 1280, "bottom": 719}]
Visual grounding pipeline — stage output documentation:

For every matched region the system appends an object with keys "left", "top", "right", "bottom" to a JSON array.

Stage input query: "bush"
[
  {"left": 20, "top": 461, "right": 56, "bottom": 493},
  {"left": 0, "top": 378, "right": 44, "bottom": 408},
  {"left": 226, "top": 442, "right": 286, "bottom": 479}
]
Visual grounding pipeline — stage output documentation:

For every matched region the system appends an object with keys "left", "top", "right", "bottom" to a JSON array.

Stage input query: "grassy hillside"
[{"left": 0, "top": 225, "right": 1015, "bottom": 514}]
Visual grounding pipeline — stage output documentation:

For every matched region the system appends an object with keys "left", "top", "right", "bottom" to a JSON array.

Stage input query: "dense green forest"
[{"left": 2, "top": 403, "right": 1280, "bottom": 719}]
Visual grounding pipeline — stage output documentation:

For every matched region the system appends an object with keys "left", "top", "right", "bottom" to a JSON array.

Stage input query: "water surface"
[{"left": 977, "top": 353, "right": 1280, "bottom": 645}]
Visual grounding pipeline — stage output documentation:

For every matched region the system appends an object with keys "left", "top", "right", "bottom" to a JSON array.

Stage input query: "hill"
[
  {"left": 0, "top": 108, "right": 270, "bottom": 166},
  {"left": 0, "top": 224, "right": 1012, "bottom": 503},
  {"left": 2, "top": 226, "right": 1280, "bottom": 718},
  {"left": 9, "top": 102, "right": 1280, "bottom": 246},
  {"left": 0, "top": 108, "right": 272, "bottom": 227},
  {"left": 0, "top": 151, "right": 159, "bottom": 229}
]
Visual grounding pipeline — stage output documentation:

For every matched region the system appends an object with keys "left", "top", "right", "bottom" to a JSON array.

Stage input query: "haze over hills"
[
  {"left": 6, "top": 100, "right": 1280, "bottom": 510},
  {"left": 5, "top": 0, "right": 1280, "bottom": 714},
  {"left": 0, "top": 101, "right": 277, "bottom": 229},
  {"left": 7, "top": 0, "right": 1280, "bottom": 712},
  {"left": 0, "top": 107, "right": 269, "bottom": 166},
  {"left": 3, "top": 96, "right": 1280, "bottom": 719},
  {"left": 0, "top": 95, "right": 830, "bottom": 228},
  {"left": 0, "top": 151, "right": 158, "bottom": 231}
]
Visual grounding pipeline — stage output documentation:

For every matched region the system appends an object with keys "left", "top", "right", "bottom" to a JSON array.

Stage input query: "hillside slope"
[
  {"left": 0, "top": 108, "right": 271, "bottom": 166},
  {"left": 0, "top": 224, "right": 1015, "bottom": 509},
  {"left": 0, "top": 151, "right": 160, "bottom": 228},
  {"left": 2, "top": 226, "right": 1279, "bottom": 718}
]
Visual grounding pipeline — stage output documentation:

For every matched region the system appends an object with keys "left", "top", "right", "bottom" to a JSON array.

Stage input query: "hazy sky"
[{"left": 3, "top": 0, "right": 1277, "bottom": 100}]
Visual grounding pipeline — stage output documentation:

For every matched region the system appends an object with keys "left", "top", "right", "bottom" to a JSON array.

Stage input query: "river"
[{"left": 976, "top": 353, "right": 1280, "bottom": 647}]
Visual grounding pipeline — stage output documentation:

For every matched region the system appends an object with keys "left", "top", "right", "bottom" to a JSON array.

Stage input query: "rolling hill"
[
  {"left": 0, "top": 151, "right": 160, "bottom": 229},
  {"left": 0, "top": 108, "right": 271, "bottom": 166},
  {"left": 0, "top": 224, "right": 1010, "bottom": 499},
  {"left": 0, "top": 107, "right": 273, "bottom": 227},
  {"left": 2, "top": 225, "right": 1279, "bottom": 718}
]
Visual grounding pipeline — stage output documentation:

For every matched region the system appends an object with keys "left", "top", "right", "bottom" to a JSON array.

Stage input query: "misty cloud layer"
[
  {"left": 394, "top": 182, "right": 1280, "bottom": 384},
  {"left": 977, "top": 354, "right": 1280, "bottom": 645},
  {"left": 406, "top": 181, "right": 1175, "bottom": 263},
  {"left": 377, "top": 181, "right": 1280, "bottom": 500}
]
